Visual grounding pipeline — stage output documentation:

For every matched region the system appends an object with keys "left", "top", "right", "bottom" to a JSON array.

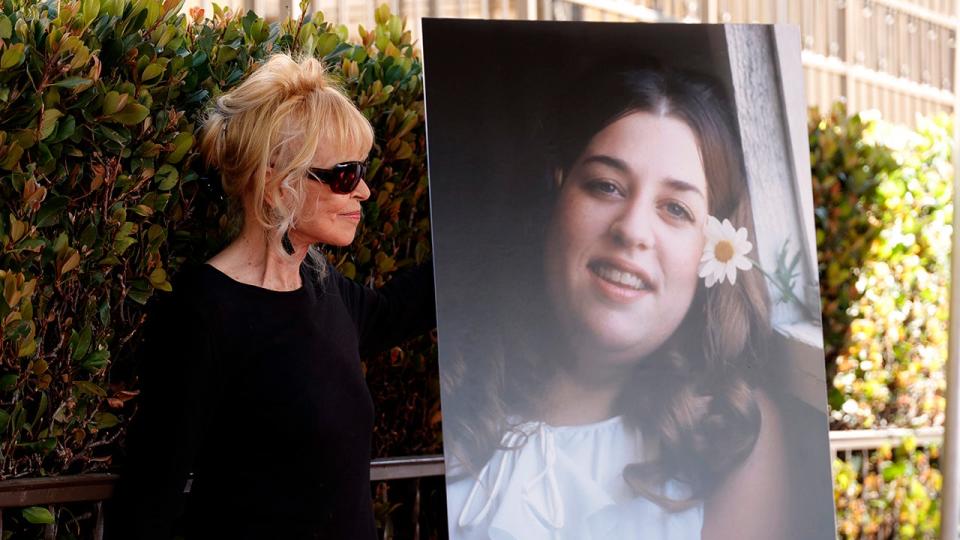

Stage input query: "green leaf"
[
  {"left": 0, "top": 409, "right": 9, "bottom": 431},
  {"left": 94, "top": 412, "right": 119, "bottom": 428},
  {"left": 82, "top": 349, "right": 109, "bottom": 372},
  {"left": 0, "top": 374, "right": 17, "bottom": 391},
  {"left": 31, "top": 392, "right": 48, "bottom": 431},
  {"left": 73, "top": 381, "right": 106, "bottom": 397},
  {"left": 126, "top": 287, "right": 152, "bottom": 304},
  {"left": 22, "top": 507, "right": 54, "bottom": 525},
  {"left": 883, "top": 461, "right": 907, "bottom": 482},
  {"left": 35, "top": 195, "right": 68, "bottom": 227},
  {"left": 165, "top": 131, "right": 193, "bottom": 164},
  {"left": 39, "top": 109, "right": 63, "bottom": 140},
  {"left": 156, "top": 164, "right": 179, "bottom": 190},
  {"left": 71, "top": 325, "right": 91, "bottom": 361},
  {"left": 110, "top": 102, "right": 150, "bottom": 125},
  {"left": 52, "top": 77, "right": 92, "bottom": 89},
  {"left": 49, "top": 114, "right": 76, "bottom": 144},
  {"left": 102, "top": 91, "right": 126, "bottom": 115},
  {"left": 83, "top": 0, "right": 101, "bottom": 26},
  {"left": 141, "top": 62, "right": 163, "bottom": 82},
  {"left": 0, "top": 43, "right": 25, "bottom": 70},
  {"left": 0, "top": 15, "right": 11, "bottom": 40},
  {"left": 315, "top": 33, "right": 339, "bottom": 57},
  {"left": 0, "top": 141, "right": 22, "bottom": 170}
]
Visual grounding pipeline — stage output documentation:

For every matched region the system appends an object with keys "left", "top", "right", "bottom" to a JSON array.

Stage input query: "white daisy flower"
[{"left": 699, "top": 216, "right": 753, "bottom": 287}]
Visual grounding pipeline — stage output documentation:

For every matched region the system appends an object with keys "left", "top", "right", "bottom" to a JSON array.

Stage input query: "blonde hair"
[{"left": 199, "top": 53, "right": 375, "bottom": 264}]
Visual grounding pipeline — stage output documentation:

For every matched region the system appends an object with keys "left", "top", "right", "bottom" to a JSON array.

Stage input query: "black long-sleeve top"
[{"left": 108, "top": 261, "right": 436, "bottom": 539}]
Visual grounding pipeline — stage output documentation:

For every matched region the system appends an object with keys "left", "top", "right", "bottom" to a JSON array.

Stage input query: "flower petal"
[
  {"left": 699, "top": 259, "right": 720, "bottom": 278},
  {"left": 735, "top": 227, "right": 748, "bottom": 243},
  {"left": 734, "top": 255, "right": 752, "bottom": 270},
  {"left": 726, "top": 263, "right": 738, "bottom": 285},
  {"left": 705, "top": 216, "right": 723, "bottom": 239},
  {"left": 722, "top": 219, "right": 737, "bottom": 238}
]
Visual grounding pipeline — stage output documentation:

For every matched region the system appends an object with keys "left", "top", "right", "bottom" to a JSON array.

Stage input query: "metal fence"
[
  {"left": 0, "top": 427, "right": 943, "bottom": 539},
  {"left": 184, "top": 0, "right": 957, "bottom": 128}
]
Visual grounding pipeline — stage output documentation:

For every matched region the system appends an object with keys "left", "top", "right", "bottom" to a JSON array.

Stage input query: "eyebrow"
[{"left": 579, "top": 154, "right": 706, "bottom": 200}]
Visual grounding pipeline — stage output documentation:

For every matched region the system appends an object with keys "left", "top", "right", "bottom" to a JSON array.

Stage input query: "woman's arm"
[
  {"left": 333, "top": 262, "right": 437, "bottom": 356},
  {"left": 106, "top": 285, "right": 222, "bottom": 539},
  {"left": 701, "top": 389, "right": 788, "bottom": 540}
]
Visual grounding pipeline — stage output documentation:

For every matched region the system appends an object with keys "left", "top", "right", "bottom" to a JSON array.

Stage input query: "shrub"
[
  {"left": 815, "top": 110, "right": 953, "bottom": 430},
  {"left": 812, "top": 106, "right": 952, "bottom": 538},
  {"left": 809, "top": 103, "right": 899, "bottom": 396},
  {"left": 833, "top": 439, "right": 941, "bottom": 539}
]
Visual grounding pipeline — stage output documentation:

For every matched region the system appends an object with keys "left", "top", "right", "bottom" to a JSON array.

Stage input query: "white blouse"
[{"left": 445, "top": 415, "right": 703, "bottom": 540}]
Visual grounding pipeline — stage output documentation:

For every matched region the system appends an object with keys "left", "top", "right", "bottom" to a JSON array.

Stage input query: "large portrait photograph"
[{"left": 423, "top": 20, "right": 836, "bottom": 540}]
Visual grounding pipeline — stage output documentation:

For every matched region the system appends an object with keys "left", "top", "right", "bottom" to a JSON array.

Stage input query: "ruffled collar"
[{"left": 449, "top": 417, "right": 703, "bottom": 540}]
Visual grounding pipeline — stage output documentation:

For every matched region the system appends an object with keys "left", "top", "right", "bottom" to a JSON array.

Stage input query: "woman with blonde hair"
[{"left": 108, "top": 53, "right": 435, "bottom": 539}]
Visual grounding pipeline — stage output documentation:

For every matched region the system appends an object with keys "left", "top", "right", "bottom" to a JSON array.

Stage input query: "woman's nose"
[
  {"left": 608, "top": 204, "right": 655, "bottom": 249},
  {"left": 353, "top": 179, "right": 371, "bottom": 201}
]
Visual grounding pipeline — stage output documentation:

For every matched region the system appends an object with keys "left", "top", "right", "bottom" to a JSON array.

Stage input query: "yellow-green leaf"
[
  {"left": 82, "top": 0, "right": 100, "bottom": 26},
  {"left": 59, "top": 249, "right": 81, "bottom": 276},
  {"left": 51, "top": 76, "right": 91, "bottom": 89},
  {"left": 0, "top": 141, "right": 23, "bottom": 170},
  {"left": 39, "top": 109, "right": 63, "bottom": 140},
  {"left": 149, "top": 267, "right": 166, "bottom": 287},
  {"left": 102, "top": 91, "right": 127, "bottom": 115},
  {"left": 0, "top": 15, "right": 11, "bottom": 40},
  {"left": 141, "top": 63, "right": 163, "bottom": 82},
  {"left": 375, "top": 3, "right": 390, "bottom": 24},
  {"left": 1, "top": 43, "right": 26, "bottom": 70},
  {"left": 166, "top": 131, "right": 193, "bottom": 164},
  {"left": 110, "top": 102, "right": 149, "bottom": 125},
  {"left": 22, "top": 507, "right": 53, "bottom": 525}
]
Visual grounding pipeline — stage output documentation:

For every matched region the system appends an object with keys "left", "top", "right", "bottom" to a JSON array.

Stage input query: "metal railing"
[
  {"left": 182, "top": 0, "right": 957, "bottom": 128},
  {"left": 0, "top": 456, "right": 445, "bottom": 540},
  {"left": 0, "top": 427, "right": 944, "bottom": 539}
]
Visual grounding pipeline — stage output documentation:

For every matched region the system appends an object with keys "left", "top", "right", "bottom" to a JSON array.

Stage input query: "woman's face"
[
  {"left": 288, "top": 146, "right": 371, "bottom": 247},
  {"left": 544, "top": 111, "right": 709, "bottom": 366}
]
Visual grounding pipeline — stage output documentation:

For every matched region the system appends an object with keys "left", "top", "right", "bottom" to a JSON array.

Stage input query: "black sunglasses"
[{"left": 306, "top": 161, "right": 368, "bottom": 194}]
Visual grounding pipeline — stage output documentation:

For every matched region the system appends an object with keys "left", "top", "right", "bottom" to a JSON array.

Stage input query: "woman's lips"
[
  {"left": 340, "top": 211, "right": 362, "bottom": 221},
  {"left": 587, "top": 259, "right": 654, "bottom": 303}
]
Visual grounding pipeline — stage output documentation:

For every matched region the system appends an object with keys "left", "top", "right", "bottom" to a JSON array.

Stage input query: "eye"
[
  {"left": 583, "top": 179, "right": 624, "bottom": 198},
  {"left": 661, "top": 200, "right": 695, "bottom": 222}
]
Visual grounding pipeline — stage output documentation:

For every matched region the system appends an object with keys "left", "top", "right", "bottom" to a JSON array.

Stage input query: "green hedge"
[
  {"left": 0, "top": 0, "right": 435, "bottom": 534},
  {"left": 814, "top": 107, "right": 952, "bottom": 431}
]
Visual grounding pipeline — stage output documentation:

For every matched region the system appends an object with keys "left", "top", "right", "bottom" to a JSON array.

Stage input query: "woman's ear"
[{"left": 262, "top": 166, "right": 281, "bottom": 208}]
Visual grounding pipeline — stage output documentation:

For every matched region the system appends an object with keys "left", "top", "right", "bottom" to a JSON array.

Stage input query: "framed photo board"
[{"left": 423, "top": 19, "right": 836, "bottom": 540}]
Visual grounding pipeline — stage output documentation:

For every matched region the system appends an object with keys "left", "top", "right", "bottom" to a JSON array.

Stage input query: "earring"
[
  {"left": 281, "top": 230, "right": 295, "bottom": 255},
  {"left": 553, "top": 168, "right": 565, "bottom": 190}
]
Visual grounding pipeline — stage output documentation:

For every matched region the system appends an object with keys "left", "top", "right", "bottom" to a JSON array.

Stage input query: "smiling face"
[
  {"left": 287, "top": 146, "right": 371, "bottom": 248},
  {"left": 544, "top": 111, "right": 709, "bottom": 366}
]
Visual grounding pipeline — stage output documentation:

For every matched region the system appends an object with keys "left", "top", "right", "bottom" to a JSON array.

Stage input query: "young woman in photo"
[{"left": 443, "top": 64, "right": 787, "bottom": 540}]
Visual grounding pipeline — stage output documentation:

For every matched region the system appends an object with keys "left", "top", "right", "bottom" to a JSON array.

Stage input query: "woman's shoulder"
[
  {"left": 702, "top": 386, "right": 787, "bottom": 540},
  {"left": 146, "top": 264, "right": 228, "bottom": 329}
]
